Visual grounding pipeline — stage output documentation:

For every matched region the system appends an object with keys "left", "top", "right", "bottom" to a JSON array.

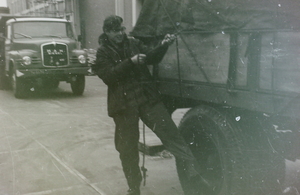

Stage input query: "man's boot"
[
  {"left": 126, "top": 173, "right": 142, "bottom": 195},
  {"left": 126, "top": 188, "right": 140, "bottom": 195}
]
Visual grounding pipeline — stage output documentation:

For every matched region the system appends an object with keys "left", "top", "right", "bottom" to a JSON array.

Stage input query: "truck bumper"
[{"left": 16, "top": 67, "right": 90, "bottom": 78}]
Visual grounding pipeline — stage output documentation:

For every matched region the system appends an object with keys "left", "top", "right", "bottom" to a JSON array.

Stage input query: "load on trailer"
[
  {"left": 0, "top": 13, "right": 89, "bottom": 98},
  {"left": 132, "top": 0, "right": 300, "bottom": 195}
]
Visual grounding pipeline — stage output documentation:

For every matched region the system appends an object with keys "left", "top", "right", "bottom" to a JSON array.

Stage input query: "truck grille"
[{"left": 42, "top": 43, "right": 68, "bottom": 66}]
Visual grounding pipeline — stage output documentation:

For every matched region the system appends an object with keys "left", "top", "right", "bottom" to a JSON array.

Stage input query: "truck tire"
[
  {"left": 70, "top": 75, "right": 85, "bottom": 96},
  {"left": 0, "top": 64, "right": 5, "bottom": 89},
  {"left": 10, "top": 69, "right": 28, "bottom": 98},
  {"left": 176, "top": 105, "right": 246, "bottom": 195},
  {"left": 0, "top": 62, "right": 9, "bottom": 90}
]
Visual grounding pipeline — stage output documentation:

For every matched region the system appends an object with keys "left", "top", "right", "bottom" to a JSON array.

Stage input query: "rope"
[
  {"left": 137, "top": 55, "right": 148, "bottom": 186},
  {"left": 141, "top": 123, "right": 147, "bottom": 186}
]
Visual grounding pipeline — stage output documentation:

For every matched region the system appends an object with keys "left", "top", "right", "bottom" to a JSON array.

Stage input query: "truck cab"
[{"left": 0, "top": 16, "right": 89, "bottom": 98}]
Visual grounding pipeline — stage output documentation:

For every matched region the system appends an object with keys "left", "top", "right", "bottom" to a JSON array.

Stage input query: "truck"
[
  {"left": 0, "top": 9, "right": 89, "bottom": 98},
  {"left": 131, "top": 0, "right": 300, "bottom": 194}
]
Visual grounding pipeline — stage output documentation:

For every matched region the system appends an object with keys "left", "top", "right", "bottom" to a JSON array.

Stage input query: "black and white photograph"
[{"left": 0, "top": 0, "right": 300, "bottom": 195}]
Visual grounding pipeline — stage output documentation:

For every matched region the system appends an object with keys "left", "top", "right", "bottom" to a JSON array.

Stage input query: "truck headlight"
[
  {"left": 22, "top": 56, "right": 32, "bottom": 65},
  {"left": 78, "top": 55, "right": 86, "bottom": 64}
]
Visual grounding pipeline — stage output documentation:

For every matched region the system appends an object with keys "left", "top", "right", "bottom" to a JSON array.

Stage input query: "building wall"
[
  {"left": 78, "top": 0, "right": 114, "bottom": 49},
  {"left": 69, "top": 0, "right": 81, "bottom": 38},
  {"left": 7, "top": 0, "right": 26, "bottom": 14},
  {"left": 79, "top": 0, "right": 143, "bottom": 49},
  {"left": 8, "top": 0, "right": 65, "bottom": 17}
]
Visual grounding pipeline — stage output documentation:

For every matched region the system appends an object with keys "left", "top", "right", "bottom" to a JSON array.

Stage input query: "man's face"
[{"left": 105, "top": 27, "right": 125, "bottom": 44}]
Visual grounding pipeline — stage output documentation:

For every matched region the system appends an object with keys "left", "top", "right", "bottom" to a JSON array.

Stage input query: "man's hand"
[
  {"left": 131, "top": 54, "right": 146, "bottom": 65},
  {"left": 161, "top": 34, "right": 176, "bottom": 46}
]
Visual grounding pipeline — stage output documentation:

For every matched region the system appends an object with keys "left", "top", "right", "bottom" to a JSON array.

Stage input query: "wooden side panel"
[
  {"left": 178, "top": 33, "right": 230, "bottom": 84},
  {"left": 260, "top": 32, "right": 300, "bottom": 93},
  {"left": 273, "top": 32, "right": 300, "bottom": 93},
  {"left": 158, "top": 33, "right": 230, "bottom": 85}
]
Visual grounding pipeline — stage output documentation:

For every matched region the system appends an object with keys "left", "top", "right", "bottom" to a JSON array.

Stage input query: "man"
[{"left": 95, "top": 15, "right": 204, "bottom": 195}]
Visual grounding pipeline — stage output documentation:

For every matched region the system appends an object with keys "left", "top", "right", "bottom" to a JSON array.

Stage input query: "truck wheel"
[
  {"left": 176, "top": 105, "right": 246, "bottom": 195},
  {"left": 0, "top": 65, "right": 5, "bottom": 89},
  {"left": 10, "top": 69, "right": 28, "bottom": 98},
  {"left": 0, "top": 63, "right": 9, "bottom": 90},
  {"left": 70, "top": 75, "right": 85, "bottom": 95}
]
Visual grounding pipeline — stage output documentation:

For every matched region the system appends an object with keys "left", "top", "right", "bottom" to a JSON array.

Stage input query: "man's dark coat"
[{"left": 95, "top": 33, "right": 168, "bottom": 117}]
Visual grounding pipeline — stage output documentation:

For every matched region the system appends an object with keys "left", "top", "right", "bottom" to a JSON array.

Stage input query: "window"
[{"left": 13, "top": 21, "right": 74, "bottom": 39}]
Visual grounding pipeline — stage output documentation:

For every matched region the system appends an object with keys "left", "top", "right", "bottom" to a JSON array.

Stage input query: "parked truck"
[
  {"left": 0, "top": 9, "right": 89, "bottom": 98},
  {"left": 132, "top": 0, "right": 300, "bottom": 194}
]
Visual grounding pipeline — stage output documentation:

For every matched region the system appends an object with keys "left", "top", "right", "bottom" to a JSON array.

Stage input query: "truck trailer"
[{"left": 131, "top": 0, "right": 300, "bottom": 194}]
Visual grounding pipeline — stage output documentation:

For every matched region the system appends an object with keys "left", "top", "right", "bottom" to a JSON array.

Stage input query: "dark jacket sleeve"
[
  {"left": 95, "top": 47, "right": 134, "bottom": 86},
  {"left": 145, "top": 43, "right": 169, "bottom": 65},
  {"left": 134, "top": 39, "right": 169, "bottom": 65}
]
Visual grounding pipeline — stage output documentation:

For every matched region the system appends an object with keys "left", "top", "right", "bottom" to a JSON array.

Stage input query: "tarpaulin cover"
[{"left": 131, "top": 0, "right": 300, "bottom": 37}]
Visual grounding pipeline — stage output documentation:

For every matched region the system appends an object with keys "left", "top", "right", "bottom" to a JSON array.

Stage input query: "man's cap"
[{"left": 103, "top": 15, "right": 123, "bottom": 32}]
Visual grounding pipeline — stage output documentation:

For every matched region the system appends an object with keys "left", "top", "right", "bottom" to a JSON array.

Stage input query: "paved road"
[
  {"left": 0, "top": 76, "right": 183, "bottom": 195},
  {"left": 0, "top": 76, "right": 299, "bottom": 195}
]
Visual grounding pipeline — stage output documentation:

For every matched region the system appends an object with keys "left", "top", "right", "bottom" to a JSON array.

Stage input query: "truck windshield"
[{"left": 12, "top": 21, "right": 74, "bottom": 39}]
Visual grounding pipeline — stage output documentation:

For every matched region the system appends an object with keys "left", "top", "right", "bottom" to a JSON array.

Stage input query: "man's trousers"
[{"left": 113, "top": 101, "right": 198, "bottom": 190}]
